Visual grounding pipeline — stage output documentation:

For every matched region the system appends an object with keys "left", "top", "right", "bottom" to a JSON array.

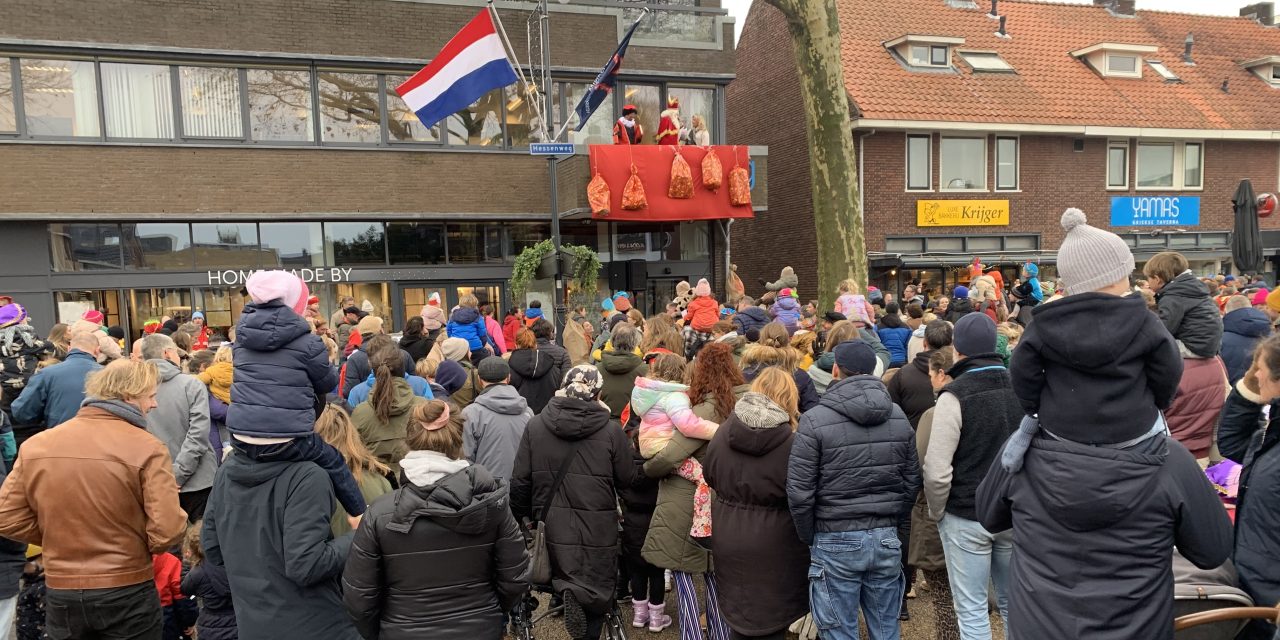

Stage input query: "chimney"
[
  {"left": 988, "top": 0, "right": 999, "bottom": 18},
  {"left": 1240, "top": 2, "right": 1276, "bottom": 25},
  {"left": 1094, "top": 0, "right": 1136, "bottom": 16},
  {"left": 1183, "top": 33, "right": 1195, "bottom": 65},
  {"left": 996, "top": 15, "right": 1009, "bottom": 37}
]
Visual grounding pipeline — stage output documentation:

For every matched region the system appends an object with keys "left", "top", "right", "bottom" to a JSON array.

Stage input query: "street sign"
[{"left": 529, "top": 143, "right": 575, "bottom": 156}]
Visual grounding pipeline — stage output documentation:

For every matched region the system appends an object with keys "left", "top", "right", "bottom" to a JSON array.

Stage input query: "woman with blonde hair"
[
  {"left": 640, "top": 321, "right": 684, "bottom": 356},
  {"left": 314, "top": 404, "right": 391, "bottom": 536},
  {"left": 690, "top": 115, "right": 711, "bottom": 146},
  {"left": 740, "top": 322, "right": 818, "bottom": 412},
  {"left": 46, "top": 323, "right": 70, "bottom": 361},
  {"left": 703, "top": 366, "right": 809, "bottom": 640},
  {"left": 343, "top": 399, "right": 529, "bottom": 640},
  {"left": 627, "top": 308, "right": 646, "bottom": 331}
]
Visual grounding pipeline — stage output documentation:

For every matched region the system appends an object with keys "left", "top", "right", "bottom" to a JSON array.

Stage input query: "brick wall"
[
  {"left": 724, "top": 0, "right": 816, "bottom": 296},
  {"left": 0, "top": 0, "right": 734, "bottom": 77},
  {"left": 861, "top": 133, "right": 1280, "bottom": 251},
  {"left": 0, "top": 146, "right": 554, "bottom": 216}
]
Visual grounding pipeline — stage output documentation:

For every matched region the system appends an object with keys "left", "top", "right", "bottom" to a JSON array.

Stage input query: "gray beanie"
[{"left": 1056, "top": 208, "right": 1134, "bottom": 295}]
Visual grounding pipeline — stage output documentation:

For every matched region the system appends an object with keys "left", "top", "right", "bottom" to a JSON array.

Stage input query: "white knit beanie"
[{"left": 1056, "top": 208, "right": 1135, "bottom": 295}]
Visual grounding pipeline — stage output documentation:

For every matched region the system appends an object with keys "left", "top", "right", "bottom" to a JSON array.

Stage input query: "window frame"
[
  {"left": 0, "top": 57, "right": 18, "bottom": 136},
  {"left": 1182, "top": 141, "right": 1204, "bottom": 191},
  {"left": 176, "top": 64, "right": 247, "bottom": 142},
  {"left": 994, "top": 135, "right": 1019, "bottom": 191},
  {"left": 907, "top": 45, "right": 951, "bottom": 68},
  {"left": 905, "top": 133, "right": 932, "bottom": 192},
  {"left": 958, "top": 50, "right": 1014, "bottom": 72},
  {"left": 1107, "top": 140, "right": 1130, "bottom": 190},
  {"left": 938, "top": 135, "right": 987, "bottom": 192},
  {"left": 1106, "top": 53, "right": 1140, "bottom": 77},
  {"left": 1134, "top": 140, "right": 1203, "bottom": 192},
  {"left": 930, "top": 46, "right": 949, "bottom": 66},
  {"left": 1146, "top": 60, "right": 1180, "bottom": 82},
  {"left": 19, "top": 56, "right": 105, "bottom": 141}
]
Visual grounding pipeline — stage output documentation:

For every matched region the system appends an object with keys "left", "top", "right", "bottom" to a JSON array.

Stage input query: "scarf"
[{"left": 81, "top": 398, "right": 148, "bottom": 430}]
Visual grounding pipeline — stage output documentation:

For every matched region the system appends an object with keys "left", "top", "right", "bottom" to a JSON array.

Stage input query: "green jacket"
[
  {"left": 329, "top": 470, "right": 392, "bottom": 538},
  {"left": 642, "top": 430, "right": 710, "bottom": 573},
  {"left": 599, "top": 350, "right": 648, "bottom": 419},
  {"left": 351, "top": 378, "right": 427, "bottom": 475}
]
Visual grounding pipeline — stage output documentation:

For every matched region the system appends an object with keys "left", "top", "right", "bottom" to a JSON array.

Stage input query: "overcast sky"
[{"left": 724, "top": 0, "right": 1245, "bottom": 43}]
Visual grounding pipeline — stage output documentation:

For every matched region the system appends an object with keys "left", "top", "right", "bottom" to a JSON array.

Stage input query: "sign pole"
[{"left": 539, "top": 0, "right": 568, "bottom": 344}]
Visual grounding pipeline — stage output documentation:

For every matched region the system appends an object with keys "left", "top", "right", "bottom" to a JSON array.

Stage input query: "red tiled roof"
[{"left": 837, "top": 0, "right": 1280, "bottom": 130}]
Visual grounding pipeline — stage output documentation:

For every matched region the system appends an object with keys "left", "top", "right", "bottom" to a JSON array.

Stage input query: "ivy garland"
[
  {"left": 508, "top": 240, "right": 601, "bottom": 307},
  {"left": 509, "top": 239, "right": 554, "bottom": 300}
]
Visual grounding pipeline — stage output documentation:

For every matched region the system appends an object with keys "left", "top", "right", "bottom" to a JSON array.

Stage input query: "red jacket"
[
  {"left": 153, "top": 552, "right": 184, "bottom": 607},
  {"left": 503, "top": 316, "right": 522, "bottom": 348},
  {"left": 685, "top": 296, "right": 720, "bottom": 333},
  {"left": 1165, "top": 356, "right": 1228, "bottom": 458}
]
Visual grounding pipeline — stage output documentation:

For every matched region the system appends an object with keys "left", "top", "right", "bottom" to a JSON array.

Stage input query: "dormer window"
[
  {"left": 1071, "top": 42, "right": 1159, "bottom": 78},
  {"left": 1239, "top": 56, "right": 1280, "bottom": 88},
  {"left": 884, "top": 35, "right": 964, "bottom": 70}
]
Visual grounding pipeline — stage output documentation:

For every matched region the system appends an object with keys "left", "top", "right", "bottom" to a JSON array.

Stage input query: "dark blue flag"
[{"left": 573, "top": 14, "right": 645, "bottom": 132}]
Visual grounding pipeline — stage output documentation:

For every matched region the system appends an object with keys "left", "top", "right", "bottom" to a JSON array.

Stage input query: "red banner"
[{"left": 587, "top": 145, "right": 756, "bottom": 221}]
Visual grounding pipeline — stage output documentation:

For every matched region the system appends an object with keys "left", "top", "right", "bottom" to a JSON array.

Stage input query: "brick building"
[
  {"left": 729, "top": 0, "right": 1280, "bottom": 300},
  {"left": 0, "top": 0, "right": 760, "bottom": 339}
]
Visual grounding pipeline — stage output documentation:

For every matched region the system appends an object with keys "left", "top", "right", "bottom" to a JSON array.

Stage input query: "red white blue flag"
[{"left": 395, "top": 10, "right": 518, "bottom": 130}]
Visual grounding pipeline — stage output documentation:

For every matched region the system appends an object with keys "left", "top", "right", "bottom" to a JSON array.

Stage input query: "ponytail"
[{"left": 366, "top": 341, "right": 406, "bottom": 423}]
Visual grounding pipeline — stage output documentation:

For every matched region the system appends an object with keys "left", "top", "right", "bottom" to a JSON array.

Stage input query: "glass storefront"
[
  {"left": 55, "top": 290, "right": 121, "bottom": 327},
  {"left": 127, "top": 288, "right": 194, "bottom": 339}
]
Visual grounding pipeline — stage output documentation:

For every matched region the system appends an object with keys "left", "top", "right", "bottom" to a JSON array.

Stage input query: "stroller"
[
  {"left": 1171, "top": 552, "right": 1270, "bottom": 640},
  {"left": 509, "top": 582, "right": 629, "bottom": 640}
]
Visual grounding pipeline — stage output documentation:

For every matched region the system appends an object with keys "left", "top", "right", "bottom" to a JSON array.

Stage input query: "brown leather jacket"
[{"left": 0, "top": 405, "right": 188, "bottom": 589}]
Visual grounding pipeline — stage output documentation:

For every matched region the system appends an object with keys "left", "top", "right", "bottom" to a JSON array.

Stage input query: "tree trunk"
[{"left": 762, "top": 0, "right": 865, "bottom": 313}]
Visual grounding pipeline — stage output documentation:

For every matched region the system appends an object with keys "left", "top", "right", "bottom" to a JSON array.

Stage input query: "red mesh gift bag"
[
  {"left": 669, "top": 148, "right": 694, "bottom": 199},
  {"left": 728, "top": 148, "right": 751, "bottom": 207},
  {"left": 622, "top": 164, "right": 648, "bottom": 210},
  {"left": 587, "top": 171, "right": 610, "bottom": 216},
  {"left": 702, "top": 148, "right": 723, "bottom": 191}
]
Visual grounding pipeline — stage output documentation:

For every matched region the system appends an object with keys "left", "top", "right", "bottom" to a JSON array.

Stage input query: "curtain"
[
  {"left": 181, "top": 67, "right": 242, "bottom": 138},
  {"left": 102, "top": 63, "right": 173, "bottom": 139}
]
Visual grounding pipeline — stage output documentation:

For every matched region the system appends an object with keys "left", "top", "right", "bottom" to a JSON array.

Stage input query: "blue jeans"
[
  {"left": 808, "top": 527, "right": 904, "bottom": 640},
  {"left": 937, "top": 514, "right": 1012, "bottom": 640}
]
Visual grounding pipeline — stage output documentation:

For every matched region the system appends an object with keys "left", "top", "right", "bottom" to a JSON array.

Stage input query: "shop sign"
[
  {"left": 616, "top": 234, "right": 648, "bottom": 253},
  {"left": 207, "top": 267, "right": 352, "bottom": 286},
  {"left": 916, "top": 200, "right": 1010, "bottom": 227},
  {"left": 1110, "top": 196, "right": 1201, "bottom": 227}
]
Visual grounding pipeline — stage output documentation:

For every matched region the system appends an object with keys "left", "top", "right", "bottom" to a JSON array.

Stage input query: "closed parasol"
[{"left": 1232, "top": 179, "right": 1262, "bottom": 273}]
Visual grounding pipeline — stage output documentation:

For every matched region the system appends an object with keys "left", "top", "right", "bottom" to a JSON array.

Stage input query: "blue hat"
[
  {"left": 192, "top": 311, "right": 205, "bottom": 320},
  {"left": 1023, "top": 263, "right": 1038, "bottom": 277},
  {"left": 601, "top": 298, "right": 615, "bottom": 312},
  {"left": 1224, "top": 275, "right": 1236, "bottom": 282},
  {"left": 434, "top": 360, "right": 468, "bottom": 395},
  {"left": 953, "top": 285, "right": 970, "bottom": 299}
]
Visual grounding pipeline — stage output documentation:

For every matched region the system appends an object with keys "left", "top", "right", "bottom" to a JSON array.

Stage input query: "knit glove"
[
  {"left": 1000, "top": 414, "right": 1040, "bottom": 473},
  {"left": 789, "top": 614, "right": 818, "bottom": 640}
]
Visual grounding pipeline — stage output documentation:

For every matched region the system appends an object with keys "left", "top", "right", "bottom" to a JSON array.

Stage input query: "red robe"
[{"left": 657, "top": 108, "right": 682, "bottom": 145}]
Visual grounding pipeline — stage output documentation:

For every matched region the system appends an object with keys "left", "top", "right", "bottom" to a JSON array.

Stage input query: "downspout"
[
  {"left": 720, "top": 219, "right": 734, "bottom": 298},
  {"left": 857, "top": 128, "right": 877, "bottom": 284}
]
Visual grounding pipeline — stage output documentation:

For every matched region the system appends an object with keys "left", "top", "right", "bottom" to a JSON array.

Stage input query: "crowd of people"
[{"left": 0, "top": 205, "right": 1274, "bottom": 640}]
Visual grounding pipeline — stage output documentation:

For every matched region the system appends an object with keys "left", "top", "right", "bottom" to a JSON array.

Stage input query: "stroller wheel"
[{"left": 605, "top": 603, "right": 629, "bottom": 640}]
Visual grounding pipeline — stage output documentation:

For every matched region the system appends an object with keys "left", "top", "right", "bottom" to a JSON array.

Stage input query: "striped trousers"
[{"left": 672, "top": 570, "right": 731, "bottom": 640}]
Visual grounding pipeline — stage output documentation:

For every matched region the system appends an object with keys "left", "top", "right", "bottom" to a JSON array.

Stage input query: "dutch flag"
[{"left": 395, "top": 10, "right": 519, "bottom": 130}]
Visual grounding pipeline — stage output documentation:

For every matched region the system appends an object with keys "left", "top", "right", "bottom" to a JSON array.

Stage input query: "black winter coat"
[
  {"left": 945, "top": 298, "right": 974, "bottom": 323},
  {"left": 704, "top": 395, "right": 810, "bottom": 636},
  {"left": 1217, "top": 384, "right": 1280, "bottom": 612},
  {"left": 1220, "top": 308, "right": 1271, "bottom": 384},
  {"left": 535, "top": 338, "right": 572, "bottom": 379},
  {"left": 511, "top": 396, "right": 637, "bottom": 613},
  {"left": 1156, "top": 271, "right": 1224, "bottom": 358},
  {"left": 787, "top": 375, "right": 921, "bottom": 544},
  {"left": 619, "top": 423, "right": 659, "bottom": 559},
  {"left": 1011, "top": 292, "right": 1182, "bottom": 445},
  {"left": 978, "top": 433, "right": 1233, "bottom": 640},
  {"left": 204, "top": 455, "right": 357, "bottom": 640},
  {"left": 885, "top": 350, "right": 936, "bottom": 429},
  {"left": 398, "top": 332, "right": 436, "bottom": 364},
  {"left": 742, "top": 365, "right": 820, "bottom": 413},
  {"left": 508, "top": 347, "right": 561, "bottom": 414},
  {"left": 229, "top": 302, "right": 337, "bottom": 438},
  {"left": 182, "top": 562, "right": 237, "bottom": 640},
  {"left": 342, "top": 465, "right": 528, "bottom": 640}
]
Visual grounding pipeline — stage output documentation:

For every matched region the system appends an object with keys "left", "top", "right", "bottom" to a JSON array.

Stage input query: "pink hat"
[
  {"left": 694, "top": 278, "right": 712, "bottom": 297},
  {"left": 246, "top": 271, "right": 310, "bottom": 315},
  {"left": 81, "top": 309, "right": 104, "bottom": 325},
  {"left": 1252, "top": 288, "right": 1270, "bottom": 307},
  {"left": 779, "top": 287, "right": 797, "bottom": 299}
]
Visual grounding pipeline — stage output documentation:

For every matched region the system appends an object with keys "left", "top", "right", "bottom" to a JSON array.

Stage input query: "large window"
[
  {"left": 21, "top": 59, "right": 100, "bottom": 137},
  {"left": 668, "top": 86, "right": 715, "bottom": 144},
  {"left": 995, "top": 136, "right": 1018, "bottom": 190},
  {"left": 448, "top": 89, "right": 503, "bottom": 147},
  {"left": 1184, "top": 142, "right": 1203, "bottom": 189},
  {"left": 1107, "top": 141, "right": 1129, "bottom": 189},
  {"left": 247, "top": 69, "right": 314, "bottom": 142},
  {"left": 387, "top": 222, "right": 446, "bottom": 265},
  {"left": 179, "top": 67, "right": 242, "bottom": 138},
  {"left": 506, "top": 223, "right": 551, "bottom": 258},
  {"left": 50, "top": 223, "right": 122, "bottom": 271},
  {"left": 505, "top": 84, "right": 545, "bottom": 146},
  {"left": 559, "top": 81, "right": 614, "bottom": 143},
  {"left": 621, "top": 83, "right": 661, "bottom": 145},
  {"left": 101, "top": 63, "right": 174, "bottom": 139},
  {"left": 318, "top": 72, "right": 380, "bottom": 144},
  {"left": 0, "top": 59, "right": 14, "bottom": 133},
  {"left": 906, "top": 134, "right": 931, "bottom": 190},
  {"left": 1136, "top": 142, "right": 1174, "bottom": 188},
  {"left": 385, "top": 74, "right": 440, "bottom": 143},
  {"left": 447, "top": 223, "right": 504, "bottom": 263},
  {"left": 122, "top": 223, "right": 193, "bottom": 270},
  {"left": 940, "top": 137, "right": 986, "bottom": 190},
  {"left": 260, "top": 222, "right": 324, "bottom": 267},
  {"left": 326, "top": 222, "right": 386, "bottom": 265},
  {"left": 192, "top": 223, "right": 261, "bottom": 269}
]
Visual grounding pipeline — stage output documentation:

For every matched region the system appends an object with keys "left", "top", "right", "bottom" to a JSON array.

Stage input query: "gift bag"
[
  {"left": 669, "top": 148, "right": 694, "bottom": 199},
  {"left": 587, "top": 172, "right": 610, "bottom": 216},
  {"left": 728, "top": 153, "right": 751, "bottom": 207},
  {"left": 622, "top": 164, "right": 648, "bottom": 210},
  {"left": 702, "top": 147, "right": 723, "bottom": 191}
]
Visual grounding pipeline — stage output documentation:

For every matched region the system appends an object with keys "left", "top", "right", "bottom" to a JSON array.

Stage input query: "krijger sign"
[
  {"left": 1110, "top": 196, "right": 1200, "bottom": 227},
  {"left": 917, "top": 200, "right": 1010, "bottom": 227}
]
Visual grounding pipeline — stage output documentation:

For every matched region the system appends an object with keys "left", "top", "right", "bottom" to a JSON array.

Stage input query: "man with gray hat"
[
  {"left": 462, "top": 356, "right": 533, "bottom": 481},
  {"left": 787, "top": 340, "right": 920, "bottom": 640}
]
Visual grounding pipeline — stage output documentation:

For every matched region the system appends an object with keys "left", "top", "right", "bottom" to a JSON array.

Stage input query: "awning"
[{"left": 870, "top": 247, "right": 1233, "bottom": 268}]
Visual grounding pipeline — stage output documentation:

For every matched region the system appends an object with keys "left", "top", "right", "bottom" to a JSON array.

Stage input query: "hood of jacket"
[
  {"left": 509, "top": 348, "right": 556, "bottom": 379},
  {"left": 1224, "top": 307, "right": 1271, "bottom": 338},
  {"left": 950, "top": 298, "right": 973, "bottom": 314},
  {"left": 820, "top": 375, "right": 893, "bottom": 426},
  {"left": 450, "top": 306, "right": 481, "bottom": 325},
  {"left": 775, "top": 296, "right": 799, "bottom": 312},
  {"left": 204, "top": 361, "right": 233, "bottom": 387},
  {"left": 1030, "top": 293, "right": 1159, "bottom": 370},
  {"left": 631, "top": 376, "right": 689, "bottom": 416},
  {"left": 906, "top": 349, "right": 931, "bottom": 375},
  {"left": 814, "top": 350, "right": 835, "bottom": 373},
  {"left": 737, "top": 307, "right": 768, "bottom": 324},
  {"left": 1158, "top": 271, "right": 1211, "bottom": 303},
  {"left": 473, "top": 383, "right": 530, "bottom": 415},
  {"left": 372, "top": 378, "right": 420, "bottom": 416},
  {"left": 601, "top": 349, "right": 644, "bottom": 374},
  {"left": 150, "top": 358, "right": 182, "bottom": 382},
  {"left": 388, "top": 464, "right": 509, "bottom": 535},
  {"left": 220, "top": 455, "right": 296, "bottom": 488},
  {"left": 725, "top": 393, "right": 792, "bottom": 457},
  {"left": 399, "top": 333, "right": 430, "bottom": 350},
  {"left": 235, "top": 302, "right": 311, "bottom": 352},
  {"left": 540, "top": 395, "right": 612, "bottom": 441},
  {"left": 400, "top": 450, "right": 471, "bottom": 487},
  {"left": 1025, "top": 433, "right": 1168, "bottom": 532}
]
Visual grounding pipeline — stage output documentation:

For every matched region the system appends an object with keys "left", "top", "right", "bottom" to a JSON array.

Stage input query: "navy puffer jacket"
[
  {"left": 732, "top": 307, "right": 769, "bottom": 336},
  {"left": 786, "top": 375, "right": 920, "bottom": 544},
  {"left": 228, "top": 302, "right": 337, "bottom": 438},
  {"left": 1221, "top": 308, "right": 1271, "bottom": 384}
]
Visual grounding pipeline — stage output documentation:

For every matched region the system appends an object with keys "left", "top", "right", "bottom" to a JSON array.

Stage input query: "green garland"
[
  {"left": 563, "top": 243, "right": 602, "bottom": 305},
  {"left": 509, "top": 239, "right": 554, "bottom": 300}
]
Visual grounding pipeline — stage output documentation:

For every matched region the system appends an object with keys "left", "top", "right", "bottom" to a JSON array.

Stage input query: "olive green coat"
[{"left": 351, "top": 378, "right": 427, "bottom": 476}]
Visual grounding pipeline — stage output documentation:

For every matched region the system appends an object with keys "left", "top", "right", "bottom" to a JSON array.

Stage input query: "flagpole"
[{"left": 487, "top": 1, "right": 546, "bottom": 140}]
